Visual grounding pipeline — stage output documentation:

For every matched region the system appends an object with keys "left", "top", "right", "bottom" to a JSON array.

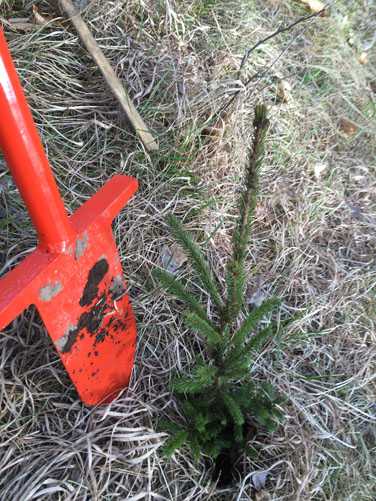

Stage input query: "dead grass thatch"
[{"left": 0, "top": 0, "right": 375, "bottom": 499}]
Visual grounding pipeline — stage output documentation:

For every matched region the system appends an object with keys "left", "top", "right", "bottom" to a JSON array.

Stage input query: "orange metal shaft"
[{"left": 0, "top": 29, "right": 75, "bottom": 251}]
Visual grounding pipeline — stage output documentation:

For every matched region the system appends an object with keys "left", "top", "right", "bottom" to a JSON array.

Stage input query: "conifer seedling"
[{"left": 153, "top": 104, "right": 283, "bottom": 484}]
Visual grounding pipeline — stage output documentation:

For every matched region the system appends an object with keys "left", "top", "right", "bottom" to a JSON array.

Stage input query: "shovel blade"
[
  {"left": 36, "top": 223, "right": 136, "bottom": 405},
  {"left": 34, "top": 222, "right": 136, "bottom": 406}
]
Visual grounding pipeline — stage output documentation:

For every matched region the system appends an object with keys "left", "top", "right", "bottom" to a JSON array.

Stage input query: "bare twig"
[
  {"left": 212, "top": 7, "right": 328, "bottom": 123},
  {"left": 237, "top": 7, "right": 327, "bottom": 79},
  {"left": 212, "top": 29, "right": 302, "bottom": 125}
]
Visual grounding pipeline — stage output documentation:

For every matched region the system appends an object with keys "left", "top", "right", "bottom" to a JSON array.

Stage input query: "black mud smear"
[
  {"left": 94, "top": 311, "right": 130, "bottom": 346},
  {"left": 62, "top": 292, "right": 108, "bottom": 353},
  {"left": 62, "top": 328, "right": 80, "bottom": 353},
  {"left": 61, "top": 289, "right": 131, "bottom": 353},
  {"left": 95, "top": 329, "right": 107, "bottom": 344},
  {"left": 79, "top": 259, "right": 109, "bottom": 307}
]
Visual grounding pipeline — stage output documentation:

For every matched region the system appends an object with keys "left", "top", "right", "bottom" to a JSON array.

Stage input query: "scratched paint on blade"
[
  {"left": 79, "top": 258, "right": 109, "bottom": 307},
  {"left": 39, "top": 281, "right": 62, "bottom": 302},
  {"left": 75, "top": 231, "right": 89, "bottom": 260},
  {"left": 109, "top": 275, "right": 126, "bottom": 301}
]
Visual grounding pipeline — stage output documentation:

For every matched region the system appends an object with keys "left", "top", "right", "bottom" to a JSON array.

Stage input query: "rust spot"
[
  {"left": 79, "top": 258, "right": 109, "bottom": 307},
  {"left": 39, "top": 281, "right": 62, "bottom": 302}
]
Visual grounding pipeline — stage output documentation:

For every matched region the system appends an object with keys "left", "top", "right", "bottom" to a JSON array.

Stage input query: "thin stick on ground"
[{"left": 59, "top": 0, "right": 159, "bottom": 152}]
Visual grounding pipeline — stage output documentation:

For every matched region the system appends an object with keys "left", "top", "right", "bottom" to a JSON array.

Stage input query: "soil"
[{"left": 212, "top": 448, "right": 241, "bottom": 488}]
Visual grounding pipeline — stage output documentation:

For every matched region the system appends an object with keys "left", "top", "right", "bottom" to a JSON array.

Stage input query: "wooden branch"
[{"left": 59, "top": 0, "right": 158, "bottom": 152}]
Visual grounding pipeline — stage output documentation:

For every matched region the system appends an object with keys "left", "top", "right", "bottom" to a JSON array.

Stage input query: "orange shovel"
[{"left": 0, "top": 29, "right": 138, "bottom": 405}]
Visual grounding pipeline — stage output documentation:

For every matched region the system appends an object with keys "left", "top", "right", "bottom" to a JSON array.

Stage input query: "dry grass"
[{"left": 0, "top": 0, "right": 375, "bottom": 499}]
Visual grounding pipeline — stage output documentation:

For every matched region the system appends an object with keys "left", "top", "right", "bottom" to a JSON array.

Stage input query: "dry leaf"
[
  {"left": 32, "top": 5, "right": 50, "bottom": 25},
  {"left": 339, "top": 117, "right": 358, "bottom": 136},
  {"left": 247, "top": 288, "right": 268, "bottom": 308},
  {"left": 300, "top": 0, "right": 326, "bottom": 14},
  {"left": 313, "top": 162, "right": 328, "bottom": 180},
  {"left": 276, "top": 79, "right": 292, "bottom": 103},
  {"left": 358, "top": 52, "right": 368, "bottom": 65},
  {"left": 252, "top": 470, "right": 269, "bottom": 491},
  {"left": 161, "top": 244, "right": 187, "bottom": 274}
]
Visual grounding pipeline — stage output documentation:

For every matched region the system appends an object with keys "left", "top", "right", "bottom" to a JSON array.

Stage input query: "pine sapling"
[{"left": 153, "top": 104, "right": 283, "bottom": 484}]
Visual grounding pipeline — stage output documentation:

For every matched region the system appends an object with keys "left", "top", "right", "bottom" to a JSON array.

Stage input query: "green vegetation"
[{"left": 154, "top": 105, "right": 283, "bottom": 477}]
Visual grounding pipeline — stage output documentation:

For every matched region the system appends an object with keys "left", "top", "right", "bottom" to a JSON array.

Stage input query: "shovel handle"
[{"left": 0, "top": 29, "right": 75, "bottom": 251}]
